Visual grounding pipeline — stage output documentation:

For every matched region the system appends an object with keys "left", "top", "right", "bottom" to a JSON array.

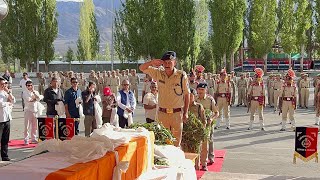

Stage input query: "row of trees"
[
  {"left": 0, "top": 0, "right": 58, "bottom": 71},
  {"left": 114, "top": 0, "right": 320, "bottom": 72}
]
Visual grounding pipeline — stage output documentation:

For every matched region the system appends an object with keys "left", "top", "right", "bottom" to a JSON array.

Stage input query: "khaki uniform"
[
  {"left": 206, "top": 79, "right": 215, "bottom": 97},
  {"left": 268, "top": 79, "right": 275, "bottom": 106},
  {"left": 280, "top": 84, "right": 297, "bottom": 130},
  {"left": 247, "top": 82, "right": 265, "bottom": 129},
  {"left": 143, "top": 67, "right": 189, "bottom": 147},
  {"left": 299, "top": 79, "right": 310, "bottom": 108},
  {"left": 129, "top": 75, "right": 140, "bottom": 101},
  {"left": 266, "top": 77, "right": 271, "bottom": 106},
  {"left": 189, "top": 81, "right": 198, "bottom": 90},
  {"left": 315, "top": 87, "right": 320, "bottom": 124},
  {"left": 78, "top": 78, "right": 86, "bottom": 91},
  {"left": 237, "top": 78, "right": 247, "bottom": 106},
  {"left": 88, "top": 76, "right": 98, "bottom": 84},
  {"left": 273, "top": 80, "right": 284, "bottom": 111},
  {"left": 97, "top": 76, "right": 104, "bottom": 94},
  {"left": 104, "top": 76, "right": 111, "bottom": 87},
  {"left": 313, "top": 78, "right": 320, "bottom": 106},
  {"left": 196, "top": 95, "right": 218, "bottom": 164},
  {"left": 38, "top": 77, "right": 46, "bottom": 95},
  {"left": 110, "top": 76, "right": 120, "bottom": 94},
  {"left": 230, "top": 79, "right": 236, "bottom": 106},
  {"left": 120, "top": 75, "right": 129, "bottom": 84},
  {"left": 63, "top": 77, "right": 72, "bottom": 91},
  {"left": 214, "top": 81, "right": 231, "bottom": 128},
  {"left": 188, "top": 102, "right": 205, "bottom": 168},
  {"left": 297, "top": 77, "right": 302, "bottom": 107}
]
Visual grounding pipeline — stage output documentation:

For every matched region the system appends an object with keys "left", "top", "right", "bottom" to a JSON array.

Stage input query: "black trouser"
[
  {"left": 119, "top": 115, "right": 128, "bottom": 128},
  {"left": 0, "top": 121, "right": 10, "bottom": 159},
  {"left": 146, "top": 118, "right": 155, "bottom": 123},
  {"left": 75, "top": 121, "right": 79, "bottom": 135}
]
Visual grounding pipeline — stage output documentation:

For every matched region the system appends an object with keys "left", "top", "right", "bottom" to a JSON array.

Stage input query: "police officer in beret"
[{"left": 139, "top": 51, "right": 190, "bottom": 147}]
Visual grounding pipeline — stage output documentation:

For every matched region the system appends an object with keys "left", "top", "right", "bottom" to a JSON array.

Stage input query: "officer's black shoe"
[
  {"left": 306, "top": 107, "right": 308, "bottom": 109},
  {"left": 315, "top": 123, "right": 319, "bottom": 125},
  {"left": 247, "top": 127, "right": 252, "bottom": 130},
  {"left": 261, "top": 128, "right": 265, "bottom": 131},
  {"left": 280, "top": 128, "right": 286, "bottom": 131},
  {"left": 236, "top": 105, "right": 240, "bottom": 107},
  {"left": 207, "top": 159, "right": 214, "bottom": 165},
  {"left": 2, "top": 157, "right": 10, "bottom": 161},
  {"left": 226, "top": 127, "right": 230, "bottom": 130},
  {"left": 201, "top": 165, "right": 208, "bottom": 171}
]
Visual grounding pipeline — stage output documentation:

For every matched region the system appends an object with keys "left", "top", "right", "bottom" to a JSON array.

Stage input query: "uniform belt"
[
  {"left": 159, "top": 107, "right": 182, "bottom": 114},
  {"left": 301, "top": 87, "right": 309, "bottom": 88},
  {"left": 274, "top": 88, "right": 280, "bottom": 90},
  {"left": 251, "top": 96, "right": 262, "bottom": 100},
  {"left": 283, "top": 97, "right": 293, "bottom": 101},
  {"left": 218, "top": 93, "right": 228, "bottom": 98}
]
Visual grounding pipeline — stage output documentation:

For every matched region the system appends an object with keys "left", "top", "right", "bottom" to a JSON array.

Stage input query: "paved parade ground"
[{"left": 2, "top": 77, "right": 320, "bottom": 179}]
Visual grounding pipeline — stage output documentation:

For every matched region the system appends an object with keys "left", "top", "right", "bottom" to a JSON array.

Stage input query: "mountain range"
[{"left": 54, "top": 0, "right": 123, "bottom": 55}]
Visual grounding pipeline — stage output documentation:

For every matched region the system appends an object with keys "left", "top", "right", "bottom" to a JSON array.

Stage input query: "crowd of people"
[{"left": 0, "top": 51, "right": 319, "bottom": 170}]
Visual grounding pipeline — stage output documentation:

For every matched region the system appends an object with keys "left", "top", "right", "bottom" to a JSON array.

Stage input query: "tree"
[
  {"left": 191, "top": 0, "right": 209, "bottom": 68},
  {"left": 65, "top": 47, "right": 74, "bottom": 70},
  {"left": 249, "top": 0, "right": 277, "bottom": 72},
  {"left": 278, "top": 0, "right": 297, "bottom": 67},
  {"left": 208, "top": 0, "right": 246, "bottom": 71},
  {"left": 78, "top": 0, "right": 96, "bottom": 61},
  {"left": 315, "top": 0, "right": 320, "bottom": 57},
  {"left": 0, "top": 0, "right": 58, "bottom": 71},
  {"left": 295, "top": 0, "right": 312, "bottom": 72},
  {"left": 104, "top": 43, "right": 111, "bottom": 61},
  {"left": 162, "top": 0, "right": 196, "bottom": 70},
  {"left": 197, "top": 40, "right": 216, "bottom": 73}
]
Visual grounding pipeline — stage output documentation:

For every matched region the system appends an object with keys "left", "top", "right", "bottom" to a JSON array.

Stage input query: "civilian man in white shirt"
[
  {"left": 19, "top": 72, "right": 31, "bottom": 111},
  {"left": 143, "top": 82, "right": 158, "bottom": 123},
  {"left": 0, "top": 77, "right": 15, "bottom": 161},
  {"left": 117, "top": 80, "right": 136, "bottom": 128},
  {"left": 23, "top": 81, "right": 43, "bottom": 145}
]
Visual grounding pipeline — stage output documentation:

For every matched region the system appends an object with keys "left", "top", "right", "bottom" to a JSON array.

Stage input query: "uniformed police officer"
[
  {"left": 139, "top": 51, "right": 190, "bottom": 147},
  {"left": 237, "top": 73, "right": 247, "bottom": 107},
  {"left": 110, "top": 70, "right": 120, "bottom": 94},
  {"left": 214, "top": 69, "right": 231, "bottom": 129},
  {"left": 299, "top": 74, "right": 310, "bottom": 109},
  {"left": 279, "top": 69, "right": 297, "bottom": 131},
  {"left": 189, "top": 72, "right": 198, "bottom": 90},
  {"left": 196, "top": 83, "right": 219, "bottom": 170},
  {"left": 273, "top": 74, "right": 284, "bottom": 112},
  {"left": 188, "top": 88, "right": 205, "bottom": 170},
  {"left": 38, "top": 72, "right": 46, "bottom": 95},
  {"left": 247, "top": 68, "right": 265, "bottom": 130},
  {"left": 129, "top": 69, "right": 140, "bottom": 102}
]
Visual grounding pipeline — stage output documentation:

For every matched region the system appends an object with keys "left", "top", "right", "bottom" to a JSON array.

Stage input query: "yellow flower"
[{"left": 166, "top": 139, "right": 173, "bottom": 145}]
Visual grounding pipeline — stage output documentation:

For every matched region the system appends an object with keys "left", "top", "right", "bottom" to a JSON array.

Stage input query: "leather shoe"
[
  {"left": 201, "top": 165, "right": 208, "bottom": 171},
  {"left": 207, "top": 159, "right": 214, "bottom": 165},
  {"left": 2, "top": 157, "right": 10, "bottom": 161}
]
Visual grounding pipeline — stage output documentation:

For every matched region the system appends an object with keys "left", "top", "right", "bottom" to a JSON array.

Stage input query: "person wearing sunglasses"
[
  {"left": 23, "top": 81, "right": 43, "bottom": 145},
  {"left": 117, "top": 80, "right": 136, "bottom": 128},
  {"left": 0, "top": 77, "right": 15, "bottom": 161},
  {"left": 19, "top": 72, "right": 31, "bottom": 111},
  {"left": 64, "top": 78, "right": 82, "bottom": 135}
]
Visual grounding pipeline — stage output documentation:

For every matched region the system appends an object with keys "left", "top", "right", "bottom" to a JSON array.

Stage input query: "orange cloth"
[{"left": 46, "top": 137, "right": 148, "bottom": 180}]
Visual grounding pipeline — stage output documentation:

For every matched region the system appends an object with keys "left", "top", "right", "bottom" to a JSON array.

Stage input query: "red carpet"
[
  {"left": 196, "top": 150, "right": 226, "bottom": 179},
  {"left": 8, "top": 140, "right": 37, "bottom": 149}
]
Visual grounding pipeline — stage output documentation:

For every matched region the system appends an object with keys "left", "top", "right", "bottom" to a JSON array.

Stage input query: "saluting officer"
[
  {"left": 299, "top": 74, "right": 310, "bottom": 109},
  {"left": 196, "top": 83, "right": 219, "bottom": 171},
  {"left": 279, "top": 69, "right": 297, "bottom": 131},
  {"left": 139, "top": 51, "right": 190, "bottom": 147},
  {"left": 214, "top": 69, "right": 232, "bottom": 129},
  {"left": 247, "top": 68, "right": 265, "bottom": 131}
]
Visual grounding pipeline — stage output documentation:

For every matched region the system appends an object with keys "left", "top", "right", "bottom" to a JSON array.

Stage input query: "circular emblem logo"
[
  {"left": 301, "top": 138, "right": 311, "bottom": 148},
  {"left": 63, "top": 127, "right": 70, "bottom": 136},
  {"left": 42, "top": 127, "right": 49, "bottom": 136}
]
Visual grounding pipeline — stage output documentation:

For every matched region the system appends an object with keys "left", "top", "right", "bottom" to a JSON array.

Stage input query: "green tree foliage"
[
  {"left": 0, "top": 0, "right": 58, "bottom": 71},
  {"left": 249, "top": 0, "right": 277, "bottom": 71},
  {"left": 315, "top": 0, "right": 320, "bottom": 57},
  {"left": 162, "top": 0, "right": 196, "bottom": 70},
  {"left": 77, "top": 0, "right": 99, "bottom": 61},
  {"left": 208, "top": 0, "right": 246, "bottom": 71},
  {"left": 197, "top": 40, "right": 216, "bottom": 73},
  {"left": 104, "top": 43, "right": 111, "bottom": 61},
  {"left": 295, "top": 0, "right": 312, "bottom": 72},
  {"left": 65, "top": 47, "right": 74, "bottom": 70},
  {"left": 191, "top": 0, "right": 209, "bottom": 68}
]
